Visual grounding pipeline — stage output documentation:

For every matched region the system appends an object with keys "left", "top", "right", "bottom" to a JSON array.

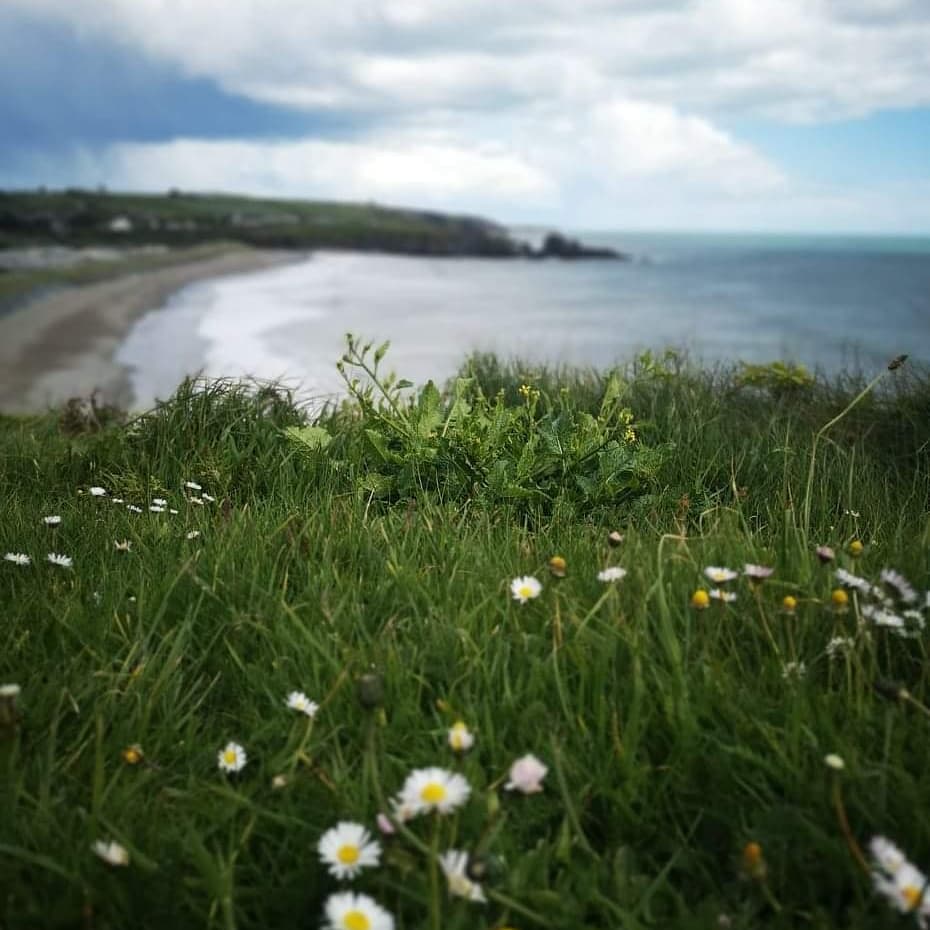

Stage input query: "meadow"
[{"left": 1, "top": 345, "right": 929, "bottom": 929}]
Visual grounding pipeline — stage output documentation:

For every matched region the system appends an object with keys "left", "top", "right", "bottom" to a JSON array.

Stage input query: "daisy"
[
  {"left": 0, "top": 683, "right": 21, "bottom": 698},
  {"left": 169, "top": 508, "right": 179, "bottom": 515},
  {"left": 871, "top": 836, "right": 908, "bottom": 876},
  {"left": 114, "top": 539, "right": 132, "bottom": 552},
  {"left": 202, "top": 493, "right": 216, "bottom": 503},
  {"left": 881, "top": 568, "right": 919, "bottom": 604},
  {"left": 872, "top": 859, "right": 930, "bottom": 920},
  {"left": 149, "top": 505, "right": 166, "bottom": 513},
  {"left": 92, "top": 840, "right": 129, "bottom": 867},
  {"left": 323, "top": 892, "right": 394, "bottom": 930},
  {"left": 185, "top": 481, "right": 202, "bottom": 491},
  {"left": 835, "top": 568, "right": 873, "bottom": 595},
  {"left": 826, "top": 636, "right": 855, "bottom": 659},
  {"left": 396, "top": 767, "right": 471, "bottom": 817},
  {"left": 112, "top": 498, "right": 125, "bottom": 504},
  {"left": 597, "top": 566, "right": 627, "bottom": 583},
  {"left": 47, "top": 553, "right": 73, "bottom": 569},
  {"left": 824, "top": 753, "right": 845, "bottom": 771},
  {"left": 152, "top": 498, "right": 168, "bottom": 507},
  {"left": 317, "top": 822, "right": 382, "bottom": 880},
  {"left": 815, "top": 545, "right": 835, "bottom": 564},
  {"left": 43, "top": 515, "right": 62, "bottom": 526},
  {"left": 505, "top": 753, "right": 548, "bottom": 794},
  {"left": 704, "top": 566, "right": 738, "bottom": 584},
  {"left": 127, "top": 504, "right": 143, "bottom": 513},
  {"left": 440, "top": 850, "right": 487, "bottom": 902},
  {"left": 510, "top": 575, "right": 542, "bottom": 603},
  {"left": 188, "top": 497, "right": 204, "bottom": 506},
  {"left": 709, "top": 588, "right": 737, "bottom": 603},
  {"left": 217, "top": 741, "right": 247, "bottom": 773},
  {"left": 89, "top": 486, "right": 107, "bottom": 497},
  {"left": 448, "top": 721, "right": 475, "bottom": 753},
  {"left": 285, "top": 691, "right": 319, "bottom": 717},
  {"left": 186, "top": 530, "right": 201, "bottom": 540},
  {"left": 607, "top": 530, "right": 624, "bottom": 547},
  {"left": 4, "top": 553, "right": 31, "bottom": 566},
  {"left": 781, "top": 661, "right": 806, "bottom": 681},
  {"left": 743, "top": 564, "right": 774, "bottom": 581}
]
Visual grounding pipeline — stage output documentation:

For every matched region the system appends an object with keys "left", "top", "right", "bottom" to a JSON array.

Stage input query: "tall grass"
[{"left": 1, "top": 356, "right": 928, "bottom": 929}]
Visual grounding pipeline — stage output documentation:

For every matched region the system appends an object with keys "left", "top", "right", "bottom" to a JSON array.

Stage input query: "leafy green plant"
[{"left": 736, "top": 360, "right": 815, "bottom": 398}]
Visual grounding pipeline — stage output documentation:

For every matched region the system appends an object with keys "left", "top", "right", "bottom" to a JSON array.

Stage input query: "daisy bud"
[
  {"left": 831, "top": 588, "right": 849, "bottom": 609},
  {"left": 121, "top": 744, "right": 143, "bottom": 765},
  {"left": 782, "top": 595, "right": 798, "bottom": 612},
  {"left": 816, "top": 545, "right": 835, "bottom": 564},
  {"left": 848, "top": 540, "right": 864, "bottom": 557},
  {"left": 691, "top": 589, "right": 711, "bottom": 610},
  {"left": 357, "top": 672, "right": 385, "bottom": 710},
  {"left": 0, "top": 683, "right": 22, "bottom": 731},
  {"left": 376, "top": 812, "right": 396, "bottom": 835},
  {"left": 824, "top": 753, "right": 845, "bottom": 771},
  {"left": 607, "top": 531, "right": 624, "bottom": 547},
  {"left": 548, "top": 555, "right": 567, "bottom": 578}
]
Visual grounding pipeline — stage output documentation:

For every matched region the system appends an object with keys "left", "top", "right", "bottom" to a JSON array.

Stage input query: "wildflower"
[
  {"left": 149, "top": 505, "right": 165, "bottom": 513},
  {"left": 743, "top": 564, "right": 774, "bottom": 582},
  {"left": 440, "top": 850, "right": 487, "bottom": 903},
  {"left": 831, "top": 588, "right": 849, "bottom": 609},
  {"left": 816, "top": 545, "right": 835, "bottom": 563},
  {"left": 271, "top": 774, "right": 289, "bottom": 790},
  {"left": 47, "top": 553, "right": 73, "bottom": 569},
  {"left": 704, "top": 566, "right": 738, "bottom": 584},
  {"left": 607, "top": 530, "right": 624, "bottom": 547},
  {"left": 742, "top": 841, "right": 766, "bottom": 880},
  {"left": 709, "top": 588, "right": 737, "bottom": 603},
  {"left": 835, "top": 568, "right": 873, "bottom": 595},
  {"left": 112, "top": 498, "right": 124, "bottom": 504},
  {"left": 870, "top": 841, "right": 930, "bottom": 921},
  {"left": 396, "top": 767, "right": 471, "bottom": 817},
  {"left": 285, "top": 691, "right": 319, "bottom": 718},
  {"left": 849, "top": 540, "right": 864, "bottom": 557},
  {"left": 217, "top": 741, "right": 247, "bottom": 773},
  {"left": 122, "top": 745, "right": 143, "bottom": 765},
  {"left": 127, "top": 504, "right": 143, "bottom": 513},
  {"left": 318, "top": 821, "right": 382, "bottom": 880},
  {"left": 782, "top": 595, "right": 798, "bottom": 612},
  {"left": 597, "top": 566, "right": 627, "bottom": 583},
  {"left": 188, "top": 496, "right": 204, "bottom": 505},
  {"left": 92, "top": 840, "right": 129, "bottom": 867},
  {"left": 824, "top": 753, "right": 845, "bottom": 771},
  {"left": 691, "top": 589, "right": 711, "bottom": 609},
  {"left": 881, "top": 568, "right": 919, "bottom": 604},
  {"left": 185, "top": 481, "right": 202, "bottom": 491},
  {"left": 844, "top": 509, "right": 861, "bottom": 518},
  {"left": 510, "top": 575, "right": 542, "bottom": 603},
  {"left": 548, "top": 555, "right": 567, "bottom": 578},
  {"left": 826, "top": 635, "right": 855, "bottom": 659},
  {"left": 376, "top": 812, "right": 395, "bottom": 835},
  {"left": 202, "top": 493, "right": 216, "bottom": 503},
  {"left": 89, "top": 487, "right": 107, "bottom": 497},
  {"left": 323, "top": 892, "right": 394, "bottom": 930},
  {"left": 0, "top": 683, "right": 21, "bottom": 727},
  {"left": 505, "top": 754, "right": 548, "bottom": 794},
  {"left": 3, "top": 553, "right": 31, "bottom": 566},
  {"left": 186, "top": 530, "right": 201, "bottom": 540},
  {"left": 114, "top": 539, "right": 132, "bottom": 552},
  {"left": 870, "top": 836, "right": 908, "bottom": 876},
  {"left": 0, "top": 683, "right": 21, "bottom": 698},
  {"left": 169, "top": 508, "right": 179, "bottom": 515},
  {"left": 782, "top": 661, "right": 806, "bottom": 680},
  {"left": 43, "top": 515, "right": 62, "bottom": 526},
  {"left": 448, "top": 721, "right": 475, "bottom": 753},
  {"left": 152, "top": 498, "right": 167, "bottom": 507}
]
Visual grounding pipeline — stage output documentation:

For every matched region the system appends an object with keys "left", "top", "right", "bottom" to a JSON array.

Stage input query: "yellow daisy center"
[
  {"left": 903, "top": 885, "right": 922, "bottom": 909},
  {"left": 337, "top": 844, "right": 360, "bottom": 865},
  {"left": 223, "top": 750, "right": 237, "bottom": 765},
  {"left": 421, "top": 781, "right": 447, "bottom": 804},
  {"left": 518, "top": 585, "right": 534, "bottom": 599},
  {"left": 343, "top": 911, "right": 370, "bottom": 930}
]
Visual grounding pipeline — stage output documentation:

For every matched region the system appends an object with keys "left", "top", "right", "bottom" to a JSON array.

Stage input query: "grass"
[{"left": 1, "top": 352, "right": 929, "bottom": 929}]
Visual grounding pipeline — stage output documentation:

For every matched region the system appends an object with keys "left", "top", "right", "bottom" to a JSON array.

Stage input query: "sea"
[{"left": 116, "top": 232, "right": 930, "bottom": 408}]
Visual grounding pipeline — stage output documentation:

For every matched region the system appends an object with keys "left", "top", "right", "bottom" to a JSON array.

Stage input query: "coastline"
[{"left": 0, "top": 246, "right": 301, "bottom": 414}]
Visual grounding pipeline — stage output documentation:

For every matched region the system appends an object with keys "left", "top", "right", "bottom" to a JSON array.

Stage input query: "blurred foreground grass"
[{"left": 1, "top": 351, "right": 929, "bottom": 929}]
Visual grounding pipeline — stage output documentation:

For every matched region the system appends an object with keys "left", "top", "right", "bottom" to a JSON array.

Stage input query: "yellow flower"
[
  {"left": 548, "top": 555, "right": 567, "bottom": 578},
  {"left": 121, "top": 745, "right": 143, "bottom": 765},
  {"left": 782, "top": 595, "right": 798, "bottom": 612},
  {"left": 849, "top": 540, "right": 864, "bottom": 557},
  {"left": 690, "top": 589, "right": 711, "bottom": 610},
  {"left": 831, "top": 588, "right": 849, "bottom": 609}
]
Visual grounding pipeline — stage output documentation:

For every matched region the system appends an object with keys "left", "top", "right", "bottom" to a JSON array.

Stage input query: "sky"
[{"left": 2, "top": 0, "right": 930, "bottom": 232}]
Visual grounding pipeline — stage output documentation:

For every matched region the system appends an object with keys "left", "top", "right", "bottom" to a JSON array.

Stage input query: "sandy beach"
[{"left": 0, "top": 247, "right": 299, "bottom": 414}]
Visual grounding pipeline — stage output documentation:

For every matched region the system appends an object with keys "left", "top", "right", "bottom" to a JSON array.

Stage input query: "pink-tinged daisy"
[
  {"left": 317, "top": 821, "right": 382, "bottom": 880},
  {"left": 743, "top": 564, "right": 774, "bottom": 581},
  {"left": 815, "top": 545, "right": 835, "bottom": 563},
  {"left": 510, "top": 575, "right": 542, "bottom": 603},
  {"left": 323, "top": 892, "right": 394, "bottom": 930},
  {"left": 440, "top": 850, "right": 487, "bottom": 902},
  {"left": 505, "top": 754, "right": 548, "bottom": 794},
  {"left": 396, "top": 767, "right": 470, "bottom": 817}
]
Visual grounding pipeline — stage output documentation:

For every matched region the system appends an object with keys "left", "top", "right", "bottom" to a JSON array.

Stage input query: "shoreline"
[{"left": 0, "top": 246, "right": 302, "bottom": 414}]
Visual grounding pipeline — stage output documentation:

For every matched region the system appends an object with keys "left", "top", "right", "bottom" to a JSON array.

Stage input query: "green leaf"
[
  {"left": 284, "top": 425, "right": 331, "bottom": 451},
  {"left": 414, "top": 380, "right": 443, "bottom": 438}
]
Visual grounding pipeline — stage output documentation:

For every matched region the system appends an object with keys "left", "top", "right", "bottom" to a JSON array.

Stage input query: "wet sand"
[{"left": 0, "top": 247, "right": 299, "bottom": 414}]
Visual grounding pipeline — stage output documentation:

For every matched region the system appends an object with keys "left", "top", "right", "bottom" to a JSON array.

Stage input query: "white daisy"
[
  {"left": 871, "top": 836, "right": 908, "bottom": 876},
  {"left": 114, "top": 539, "right": 132, "bottom": 552},
  {"left": 217, "top": 741, "right": 247, "bottom": 773},
  {"left": 440, "top": 850, "right": 487, "bottom": 902},
  {"left": 202, "top": 493, "right": 216, "bottom": 503},
  {"left": 112, "top": 498, "right": 125, "bottom": 504},
  {"left": 188, "top": 497, "right": 204, "bottom": 506},
  {"left": 323, "top": 892, "right": 394, "bottom": 930},
  {"left": 92, "top": 840, "right": 129, "bottom": 867},
  {"left": 743, "top": 564, "right": 774, "bottom": 581},
  {"left": 396, "top": 767, "right": 471, "bottom": 817},
  {"left": 186, "top": 530, "right": 201, "bottom": 540},
  {"left": 127, "top": 504, "right": 143, "bottom": 513},
  {"left": 285, "top": 691, "right": 319, "bottom": 718},
  {"left": 873, "top": 860, "right": 929, "bottom": 919},
  {"left": 823, "top": 753, "right": 845, "bottom": 771},
  {"left": 43, "top": 515, "right": 62, "bottom": 526},
  {"left": 169, "top": 508, "right": 179, "bottom": 515},
  {"left": 89, "top": 486, "right": 107, "bottom": 497},
  {"left": 4, "top": 552, "right": 31, "bottom": 566},
  {"left": 152, "top": 498, "right": 168, "bottom": 507},
  {"left": 505, "top": 753, "right": 548, "bottom": 794},
  {"left": 149, "top": 505, "right": 166, "bottom": 513},
  {"left": 781, "top": 661, "right": 806, "bottom": 680},
  {"left": 881, "top": 568, "right": 919, "bottom": 604},
  {"left": 47, "top": 553, "right": 73, "bottom": 569},
  {"left": 835, "top": 568, "right": 874, "bottom": 595},
  {"left": 0, "top": 683, "right": 21, "bottom": 698},
  {"left": 709, "top": 588, "right": 737, "bottom": 603},
  {"left": 317, "top": 821, "right": 382, "bottom": 880},
  {"left": 704, "top": 566, "right": 738, "bottom": 584},
  {"left": 185, "top": 481, "right": 203, "bottom": 491},
  {"left": 597, "top": 567, "right": 627, "bottom": 583},
  {"left": 825, "top": 636, "right": 855, "bottom": 659},
  {"left": 510, "top": 575, "right": 542, "bottom": 603},
  {"left": 448, "top": 721, "right": 475, "bottom": 753}
]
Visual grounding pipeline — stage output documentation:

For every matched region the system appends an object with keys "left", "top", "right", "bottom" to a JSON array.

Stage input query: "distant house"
[{"left": 108, "top": 215, "right": 133, "bottom": 233}]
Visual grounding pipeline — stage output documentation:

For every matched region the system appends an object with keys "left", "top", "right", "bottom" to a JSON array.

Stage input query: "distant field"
[{"left": 2, "top": 349, "right": 929, "bottom": 928}]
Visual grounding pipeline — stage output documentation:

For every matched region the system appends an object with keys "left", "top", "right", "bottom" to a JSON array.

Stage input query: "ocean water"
[{"left": 117, "top": 232, "right": 930, "bottom": 408}]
